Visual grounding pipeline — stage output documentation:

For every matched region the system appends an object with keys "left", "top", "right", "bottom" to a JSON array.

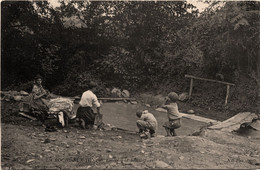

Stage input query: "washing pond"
[{"left": 72, "top": 102, "right": 207, "bottom": 136}]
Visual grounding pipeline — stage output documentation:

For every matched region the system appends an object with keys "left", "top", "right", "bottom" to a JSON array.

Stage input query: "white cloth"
[
  {"left": 58, "top": 111, "right": 65, "bottom": 127},
  {"left": 79, "top": 90, "right": 100, "bottom": 108}
]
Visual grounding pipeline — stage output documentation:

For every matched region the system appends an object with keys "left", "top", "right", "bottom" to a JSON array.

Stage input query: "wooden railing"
[{"left": 185, "top": 74, "right": 235, "bottom": 105}]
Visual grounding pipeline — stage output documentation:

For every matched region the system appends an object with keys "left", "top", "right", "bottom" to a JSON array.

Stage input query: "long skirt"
[
  {"left": 76, "top": 106, "right": 96, "bottom": 125},
  {"left": 19, "top": 94, "right": 49, "bottom": 112}
]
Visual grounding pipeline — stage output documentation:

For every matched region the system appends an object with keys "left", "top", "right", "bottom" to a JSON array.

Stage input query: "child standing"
[
  {"left": 136, "top": 110, "right": 158, "bottom": 138},
  {"left": 162, "top": 92, "right": 182, "bottom": 136}
]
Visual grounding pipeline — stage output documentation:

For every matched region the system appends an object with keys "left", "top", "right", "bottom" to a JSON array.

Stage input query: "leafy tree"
[{"left": 1, "top": 1, "right": 65, "bottom": 89}]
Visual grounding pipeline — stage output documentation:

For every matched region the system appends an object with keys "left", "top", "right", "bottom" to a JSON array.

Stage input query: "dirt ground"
[{"left": 1, "top": 101, "right": 260, "bottom": 169}]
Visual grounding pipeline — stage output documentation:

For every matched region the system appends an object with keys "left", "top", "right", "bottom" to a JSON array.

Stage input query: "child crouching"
[
  {"left": 162, "top": 92, "right": 182, "bottom": 136},
  {"left": 136, "top": 110, "right": 158, "bottom": 138}
]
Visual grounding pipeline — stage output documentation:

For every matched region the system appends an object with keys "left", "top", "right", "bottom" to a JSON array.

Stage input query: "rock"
[
  {"left": 187, "top": 110, "right": 195, "bottom": 114},
  {"left": 179, "top": 156, "right": 185, "bottom": 160},
  {"left": 66, "top": 145, "right": 70, "bottom": 148},
  {"left": 44, "top": 138, "right": 51, "bottom": 143},
  {"left": 122, "top": 160, "right": 132, "bottom": 165},
  {"left": 248, "top": 159, "right": 260, "bottom": 166},
  {"left": 155, "top": 160, "right": 172, "bottom": 169},
  {"left": 130, "top": 101, "right": 138, "bottom": 105},
  {"left": 110, "top": 162, "right": 117, "bottom": 166},
  {"left": 78, "top": 142, "right": 83, "bottom": 145},
  {"left": 79, "top": 136, "right": 86, "bottom": 139},
  {"left": 20, "top": 91, "right": 29, "bottom": 96},
  {"left": 179, "top": 92, "right": 189, "bottom": 101},
  {"left": 111, "top": 88, "right": 121, "bottom": 97},
  {"left": 26, "top": 159, "right": 35, "bottom": 163},
  {"left": 108, "top": 155, "right": 113, "bottom": 159},
  {"left": 106, "top": 149, "right": 112, "bottom": 152},
  {"left": 13, "top": 96, "right": 22, "bottom": 101},
  {"left": 49, "top": 138, "right": 56, "bottom": 141},
  {"left": 117, "top": 136, "right": 122, "bottom": 139},
  {"left": 103, "top": 124, "right": 112, "bottom": 131},
  {"left": 38, "top": 133, "right": 45, "bottom": 137},
  {"left": 145, "top": 104, "right": 151, "bottom": 107},
  {"left": 121, "top": 90, "right": 130, "bottom": 98}
]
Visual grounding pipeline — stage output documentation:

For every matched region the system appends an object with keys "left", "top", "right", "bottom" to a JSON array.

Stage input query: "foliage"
[{"left": 1, "top": 1, "right": 259, "bottom": 114}]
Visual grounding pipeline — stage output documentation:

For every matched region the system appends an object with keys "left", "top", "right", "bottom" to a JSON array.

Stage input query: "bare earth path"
[{"left": 1, "top": 101, "right": 260, "bottom": 169}]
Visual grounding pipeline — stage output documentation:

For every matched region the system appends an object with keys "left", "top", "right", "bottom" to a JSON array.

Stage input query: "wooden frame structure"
[{"left": 185, "top": 74, "right": 235, "bottom": 105}]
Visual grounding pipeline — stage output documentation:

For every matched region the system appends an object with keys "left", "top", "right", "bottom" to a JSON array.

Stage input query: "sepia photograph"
[{"left": 1, "top": 0, "right": 260, "bottom": 169}]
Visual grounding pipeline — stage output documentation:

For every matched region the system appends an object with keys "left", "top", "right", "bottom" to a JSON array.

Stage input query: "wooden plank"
[
  {"left": 74, "top": 97, "right": 136, "bottom": 101},
  {"left": 189, "top": 78, "right": 194, "bottom": 100},
  {"left": 99, "top": 98, "right": 136, "bottom": 101},
  {"left": 185, "top": 74, "right": 235, "bottom": 86},
  {"left": 225, "top": 85, "right": 230, "bottom": 105},
  {"left": 18, "top": 112, "right": 37, "bottom": 120},
  {"left": 180, "top": 113, "right": 220, "bottom": 124},
  {"left": 208, "top": 112, "right": 258, "bottom": 132},
  {"left": 155, "top": 108, "right": 219, "bottom": 124}
]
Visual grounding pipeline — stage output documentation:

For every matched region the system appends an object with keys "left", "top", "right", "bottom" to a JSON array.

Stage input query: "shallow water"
[{"left": 73, "top": 102, "right": 207, "bottom": 136}]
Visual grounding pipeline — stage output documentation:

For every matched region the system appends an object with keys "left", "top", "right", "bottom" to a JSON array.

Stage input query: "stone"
[
  {"left": 145, "top": 104, "right": 151, "bottom": 107},
  {"left": 179, "top": 156, "right": 185, "bottom": 160},
  {"left": 78, "top": 142, "right": 83, "bottom": 145},
  {"left": 79, "top": 136, "right": 86, "bottom": 139},
  {"left": 103, "top": 125, "right": 112, "bottom": 131},
  {"left": 248, "top": 159, "right": 260, "bottom": 166},
  {"left": 130, "top": 101, "right": 138, "bottom": 105},
  {"left": 155, "top": 160, "right": 172, "bottom": 169},
  {"left": 13, "top": 96, "right": 22, "bottom": 101},
  {"left": 122, "top": 161, "right": 132, "bottom": 165},
  {"left": 122, "top": 90, "right": 130, "bottom": 98},
  {"left": 38, "top": 134, "right": 45, "bottom": 137},
  {"left": 20, "top": 91, "right": 29, "bottom": 96},
  {"left": 187, "top": 110, "right": 195, "bottom": 114},
  {"left": 44, "top": 138, "right": 51, "bottom": 143},
  {"left": 106, "top": 149, "right": 112, "bottom": 152},
  {"left": 110, "top": 162, "right": 117, "bottom": 166},
  {"left": 26, "top": 159, "right": 35, "bottom": 163},
  {"left": 111, "top": 88, "right": 122, "bottom": 97}
]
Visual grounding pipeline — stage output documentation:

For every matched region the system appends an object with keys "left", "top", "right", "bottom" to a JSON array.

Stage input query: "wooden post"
[
  {"left": 225, "top": 85, "right": 230, "bottom": 105},
  {"left": 189, "top": 78, "right": 194, "bottom": 100}
]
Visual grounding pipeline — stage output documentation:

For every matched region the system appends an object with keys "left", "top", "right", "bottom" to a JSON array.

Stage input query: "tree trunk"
[{"left": 256, "top": 50, "right": 260, "bottom": 116}]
